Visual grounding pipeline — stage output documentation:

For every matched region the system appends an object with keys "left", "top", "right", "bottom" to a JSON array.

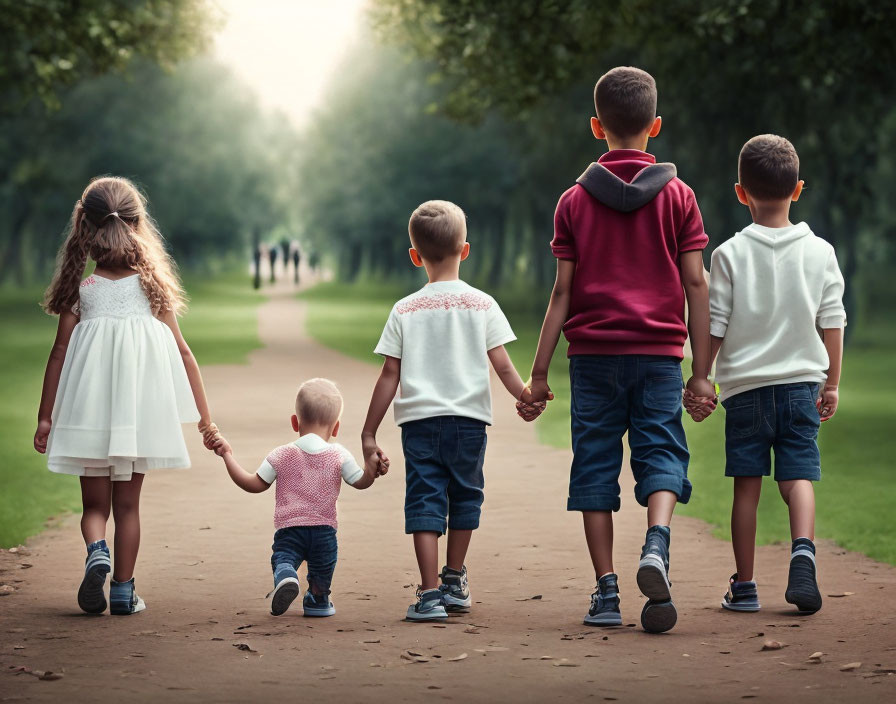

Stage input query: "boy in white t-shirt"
[{"left": 362, "top": 200, "right": 545, "bottom": 622}]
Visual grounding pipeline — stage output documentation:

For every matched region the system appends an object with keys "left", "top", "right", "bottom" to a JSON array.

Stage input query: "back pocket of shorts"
[
  {"left": 788, "top": 396, "right": 820, "bottom": 441},
  {"left": 402, "top": 428, "right": 435, "bottom": 461},
  {"left": 643, "top": 375, "right": 684, "bottom": 413},
  {"left": 723, "top": 394, "right": 760, "bottom": 438}
]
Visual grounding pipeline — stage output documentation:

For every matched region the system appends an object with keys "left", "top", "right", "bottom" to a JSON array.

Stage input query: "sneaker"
[
  {"left": 439, "top": 565, "right": 471, "bottom": 612},
  {"left": 406, "top": 587, "right": 448, "bottom": 622},
  {"left": 303, "top": 590, "right": 336, "bottom": 617},
  {"left": 270, "top": 576, "right": 300, "bottom": 616},
  {"left": 109, "top": 578, "right": 146, "bottom": 615},
  {"left": 637, "top": 525, "right": 677, "bottom": 633},
  {"left": 584, "top": 573, "right": 622, "bottom": 626},
  {"left": 785, "top": 538, "right": 822, "bottom": 613},
  {"left": 721, "top": 574, "right": 761, "bottom": 612},
  {"left": 77, "top": 540, "right": 111, "bottom": 614}
]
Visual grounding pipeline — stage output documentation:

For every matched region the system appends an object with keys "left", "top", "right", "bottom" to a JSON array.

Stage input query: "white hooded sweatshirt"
[{"left": 709, "top": 222, "right": 846, "bottom": 401}]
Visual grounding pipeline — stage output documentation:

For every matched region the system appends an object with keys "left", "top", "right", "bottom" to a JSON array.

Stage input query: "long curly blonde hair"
[{"left": 43, "top": 176, "right": 186, "bottom": 316}]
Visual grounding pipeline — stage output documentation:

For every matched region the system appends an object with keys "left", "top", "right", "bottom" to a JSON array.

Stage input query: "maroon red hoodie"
[{"left": 551, "top": 149, "right": 708, "bottom": 359}]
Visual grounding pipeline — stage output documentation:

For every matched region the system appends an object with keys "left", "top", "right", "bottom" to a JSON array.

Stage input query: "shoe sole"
[
  {"left": 77, "top": 564, "right": 110, "bottom": 614},
  {"left": 721, "top": 600, "right": 760, "bottom": 612},
  {"left": 584, "top": 613, "right": 622, "bottom": 627},
  {"left": 785, "top": 556, "right": 822, "bottom": 613},
  {"left": 271, "top": 580, "right": 300, "bottom": 616},
  {"left": 441, "top": 593, "right": 472, "bottom": 613},
  {"left": 303, "top": 605, "right": 336, "bottom": 617},
  {"left": 637, "top": 554, "right": 672, "bottom": 601},
  {"left": 405, "top": 608, "right": 448, "bottom": 622},
  {"left": 640, "top": 599, "right": 677, "bottom": 633}
]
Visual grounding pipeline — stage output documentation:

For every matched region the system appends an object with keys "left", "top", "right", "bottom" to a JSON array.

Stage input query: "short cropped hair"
[
  {"left": 594, "top": 67, "right": 657, "bottom": 138},
  {"left": 408, "top": 200, "right": 467, "bottom": 262},
  {"left": 295, "top": 378, "right": 343, "bottom": 426},
  {"left": 738, "top": 134, "right": 800, "bottom": 201}
]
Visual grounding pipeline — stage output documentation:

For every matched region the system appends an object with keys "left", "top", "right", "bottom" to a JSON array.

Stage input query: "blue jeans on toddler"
[
  {"left": 722, "top": 382, "right": 821, "bottom": 480},
  {"left": 271, "top": 525, "right": 338, "bottom": 594},
  {"left": 401, "top": 415, "right": 487, "bottom": 534},
  {"left": 568, "top": 355, "right": 690, "bottom": 512}
]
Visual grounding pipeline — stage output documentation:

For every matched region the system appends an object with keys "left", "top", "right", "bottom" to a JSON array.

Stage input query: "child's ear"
[
  {"left": 460, "top": 242, "right": 471, "bottom": 261},
  {"left": 408, "top": 248, "right": 424, "bottom": 268},
  {"left": 331, "top": 420, "right": 340, "bottom": 437},
  {"left": 734, "top": 183, "right": 750, "bottom": 206},
  {"left": 291, "top": 414, "right": 300, "bottom": 432},
  {"left": 791, "top": 180, "right": 804, "bottom": 202},
  {"left": 648, "top": 116, "right": 662, "bottom": 138},
  {"left": 590, "top": 116, "right": 607, "bottom": 141}
]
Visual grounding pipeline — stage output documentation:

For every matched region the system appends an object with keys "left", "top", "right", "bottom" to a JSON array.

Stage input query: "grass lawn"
[
  {"left": 0, "top": 272, "right": 264, "bottom": 547},
  {"left": 300, "top": 281, "right": 896, "bottom": 565}
]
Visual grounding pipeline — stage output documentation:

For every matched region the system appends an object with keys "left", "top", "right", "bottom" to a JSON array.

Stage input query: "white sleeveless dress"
[{"left": 46, "top": 274, "right": 199, "bottom": 481}]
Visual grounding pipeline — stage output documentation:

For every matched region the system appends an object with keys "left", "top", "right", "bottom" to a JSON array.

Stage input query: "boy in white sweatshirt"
[{"left": 686, "top": 134, "right": 845, "bottom": 615}]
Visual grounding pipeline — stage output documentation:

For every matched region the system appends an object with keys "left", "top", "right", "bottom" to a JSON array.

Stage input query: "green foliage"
[
  {"left": 0, "top": 274, "right": 264, "bottom": 547},
  {"left": 0, "top": 0, "right": 215, "bottom": 110}
]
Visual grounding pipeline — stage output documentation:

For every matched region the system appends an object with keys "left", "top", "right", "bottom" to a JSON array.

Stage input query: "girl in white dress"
[{"left": 34, "top": 176, "right": 220, "bottom": 615}]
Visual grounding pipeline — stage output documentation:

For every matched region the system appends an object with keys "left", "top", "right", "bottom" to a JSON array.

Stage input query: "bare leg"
[
  {"left": 111, "top": 473, "right": 144, "bottom": 582},
  {"left": 646, "top": 490, "right": 677, "bottom": 527},
  {"left": 583, "top": 511, "right": 614, "bottom": 578},
  {"left": 778, "top": 479, "right": 815, "bottom": 541},
  {"left": 413, "top": 531, "right": 440, "bottom": 590},
  {"left": 731, "top": 477, "right": 762, "bottom": 581},
  {"left": 79, "top": 476, "right": 111, "bottom": 545},
  {"left": 445, "top": 529, "right": 472, "bottom": 572}
]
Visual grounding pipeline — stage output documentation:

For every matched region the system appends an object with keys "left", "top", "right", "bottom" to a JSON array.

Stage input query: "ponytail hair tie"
[{"left": 104, "top": 211, "right": 120, "bottom": 221}]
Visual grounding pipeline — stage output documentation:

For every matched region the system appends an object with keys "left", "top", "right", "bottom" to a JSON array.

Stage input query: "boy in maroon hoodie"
[{"left": 527, "top": 67, "right": 714, "bottom": 633}]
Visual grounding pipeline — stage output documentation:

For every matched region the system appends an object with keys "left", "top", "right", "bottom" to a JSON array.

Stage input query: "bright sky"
[{"left": 213, "top": 0, "right": 367, "bottom": 127}]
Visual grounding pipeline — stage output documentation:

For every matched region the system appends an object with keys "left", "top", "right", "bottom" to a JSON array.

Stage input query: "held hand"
[
  {"left": 376, "top": 450, "right": 390, "bottom": 477},
  {"left": 686, "top": 376, "right": 716, "bottom": 401},
  {"left": 516, "top": 400, "right": 547, "bottom": 423},
  {"left": 817, "top": 385, "right": 838, "bottom": 421},
  {"left": 683, "top": 388, "right": 717, "bottom": 423},
  {"left": 363, "top": 441, "right": 386, "bottom": 478},
  {"left": 211, "top": 435, "right": 232, "bottom": 457},
  {"left": 526, "top": 377, "right": 554, "bottom": 404},
  {"left": 34, "top": 419, "right": 52, "bottom": 454}
]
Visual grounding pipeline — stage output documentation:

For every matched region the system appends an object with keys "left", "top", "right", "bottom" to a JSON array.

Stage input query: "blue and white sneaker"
[
  {"left": 77, "top": 540, "right": 111, "bottom": 614},
  {"left": 637, "top": 525, "right": 677, "bottom": 633},
  {"left": 406, "top": 587, "right": 447, "bottom": 622},
  {"left": 439, "top": 565, "right": 471, "bottom": 613},
  {"left": 785, "top": 538, "right": 822, "bottom": 614},
  {"left": 270, "top": 576, "right": 300, "bottom": 616},
  {"left": 721, "top": 574, "right": 761, "bottom": 612},
  {"left": 109, "top": 578, "right": 146, "bottom": 615},
  {"left": 584, "top": 573, "right": 622, "bottom": 626},
  {"left": 303, "top": 590, "right": 336, "bottom": 617}
]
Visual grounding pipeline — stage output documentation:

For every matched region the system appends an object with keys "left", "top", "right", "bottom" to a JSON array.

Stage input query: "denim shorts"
[
  {"left": 723, "top": 382, "right": 821, "bottom": 481},
  {"left": 271, "top": 525, "right": 338, "bottom": 593},
  {"left": 401, "top": 415, "right": 487, "bottom": 534},
  {"left": 568, "top": 355, "right": 690, "bottom": 512}
]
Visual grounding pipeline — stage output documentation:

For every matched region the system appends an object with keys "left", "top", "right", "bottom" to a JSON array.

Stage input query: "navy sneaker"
[
  {"left": 785, "top": 538, "right": 822, "bottom": 613},
  {"left": 637, "top": 525, "right": 677, "bottom": 633},
  {"left": 270, "top": 575, "right": 300, "bottom": 616},
  {"left": 407, "top": 587, "right": 447, "bottom": 622},
  {"left": 721, "top": 573, "right": 761, "bottom": 612},
  {"left": 439, "top": 565, "right": 471, "bottom": 613},
  {"left": 303, "top": 590, "right": 336, "bottom": 617},
  {"left": 77, "top": 540, "right": 111, "bottom": 614},
  {"left": 584, "top": 573, "right": 622, "bottom": 626},
  {"left": 109, "top": 578, "right": 145, "bottom": 615}
]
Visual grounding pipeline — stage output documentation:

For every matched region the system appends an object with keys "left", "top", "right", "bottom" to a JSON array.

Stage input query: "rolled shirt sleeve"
[
  {"left": 816, "top": 248, "right": 847, "bottom": 329},
  {"left": 709, "top": 248, "right": 733, "bottom": 338},
  {"left": 374, "top": 304, "right": 403, "bottom": 358},
  {"left": 678, "top": 190, "right": 709, "bottom": 253},
  {"left": 336, "top": 445, "right": 364, "bottom": 486},
  {"left": 256, "top": 458, "right": 277, "bottom": 485},
  {"left": 550, "top": 193, "right": 577, "bottom": 261}
]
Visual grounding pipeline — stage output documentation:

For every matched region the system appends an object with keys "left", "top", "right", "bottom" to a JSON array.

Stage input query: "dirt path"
[{"left": 2, "top": 285, "right": 895, "bottom": 703}]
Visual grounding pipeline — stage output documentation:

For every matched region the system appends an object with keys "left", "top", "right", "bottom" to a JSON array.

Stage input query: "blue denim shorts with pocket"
[
  {"left": 271, "top": 525, "right": 338, "bottom": 593},
  {"left": 568, "top": 355, "right": 690, "bottom": 512},
  {"left": 723, "top": 382, "right": 821, "bottom": 481},
  {"left": 401, "top": 415, "right": 487, "bottom": 534}
]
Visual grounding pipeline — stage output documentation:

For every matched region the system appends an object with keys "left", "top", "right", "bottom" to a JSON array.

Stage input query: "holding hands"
[
  {"left": 516, "top": 377, "right": 553, "bottom": 423},
  {"left": 683, "top": 376, "right": 718, "bottom": 423}
]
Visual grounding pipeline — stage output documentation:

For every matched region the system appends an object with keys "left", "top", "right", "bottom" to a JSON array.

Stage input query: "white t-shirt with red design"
[
  {"left": 256, "top": 433, "right": 364, "bottom": 530},
  {"left": 374, "top": 279, "right": 516, "bottom": 426}
]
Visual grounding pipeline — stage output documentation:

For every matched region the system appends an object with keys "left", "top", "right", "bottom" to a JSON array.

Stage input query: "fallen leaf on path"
[
  {"left": 808, "top": 652, "right": 824, "bottom": 662},
  {"left": 35, "top": 671, "right": 63, "bottom": 681},
  {"left": 463, "top": 627, "right": 480, "bottom": 634},
  {"left": 539, "top": 656, "right": 554, "bottom": 660},
  {"left": 407, "top": 650, "right": 422, "bottom": 656},
  {"left": 553, "top": 659, "right": 578, "bottom": 667},
  {"left": 414, "top": 658, "right": 429, "bottom": 663},
  {"left": 840, "top": 662, "right": 862, "bottom": 671},
  {"left": 400, "top": 653, "right": 415, "bottom": 662},
  {"left": 235, "top": 625, "right": 254, "bottom": 630},
  {"left": 449, "top": 653, "right": 468, "bottom": 662},
  {"left": 211, "top": 638, "right": 224, "bottom": 641},
  {"left": 828, "top": 592, "right": 855, "bottom": 597},
  {"left": 0, "top": 585, "right": 16, "bottom": 595},
  {"left": 761, "top": 640, "right": 786, "bottom": 651},
  {"left": 233, "top": 643, "right": 257, "bottom": 653},
  {"left": 13, "top": 645, "right": 25, "bottom": 650},
  {"left": 198, "top": 526, "right": 211, "bottom": 530},
  {"left": 432, "top": 624, "right": 446, "bottom": 629},
  {"left": 362, "top": 639, "right": 380, "bottom": 644}
]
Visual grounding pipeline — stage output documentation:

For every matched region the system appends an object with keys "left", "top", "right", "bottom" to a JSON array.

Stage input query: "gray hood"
[{"left": 576, "top": 162, "right": 677, "bottom": 212}]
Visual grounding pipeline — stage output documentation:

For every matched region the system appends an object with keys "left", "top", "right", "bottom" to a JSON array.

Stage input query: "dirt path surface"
[{"left": 2, "top": 285, "right": 895, "bottom": 703}]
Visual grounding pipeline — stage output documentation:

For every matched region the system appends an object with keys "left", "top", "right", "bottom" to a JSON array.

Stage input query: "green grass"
[
  {"left": 300, "top": 281, "right": 896, "bottom": 565},
  {"left": 0, "top": 272, "right": 264, "bottom": 547}
]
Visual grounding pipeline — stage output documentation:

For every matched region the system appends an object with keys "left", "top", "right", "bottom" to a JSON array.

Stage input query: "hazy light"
[{"left": 213, "top": 0, "right": 366, "bottom": 127}]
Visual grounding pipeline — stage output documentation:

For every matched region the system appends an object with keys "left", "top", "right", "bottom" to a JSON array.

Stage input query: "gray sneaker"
[
  {"left": 439, "top": 565, "right": 471, "bottom": 612},
  {"left": 584, "top": 573, "right": 622, "bottom": 626},
  {"left": 407, "top": 587, "right": 448, "bottom": 622},
  {"left": 637, "top": 525, "right": 677, "bottom": 633}
]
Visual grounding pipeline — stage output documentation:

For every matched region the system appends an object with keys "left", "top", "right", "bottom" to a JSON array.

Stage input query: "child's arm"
[
  {"left": 680, "top": 250, "right": 715, "bottom": 399},
  {"left": 341, "top": 447, "right": 386, "bottom": 490},
  {"left": 34, "top": 311, "right": 79, "bottom": 453},
  {"left": 158, "top": 310, "right": 217, "bottom": 444},
  {"left": 818, "top": 327, "right": 843, "bottom": 421},
  {"left": 361, "top": 356, "right": 399, "bottom": 475},
  {"left": 528, "top": 259, "right": 575, "bottom": 401},
  {"left": 487, "top": 345, "right": 527, "bottom": 400},
  {"left": 212, "top": 437, "right": 271, "bottom": 493}
]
